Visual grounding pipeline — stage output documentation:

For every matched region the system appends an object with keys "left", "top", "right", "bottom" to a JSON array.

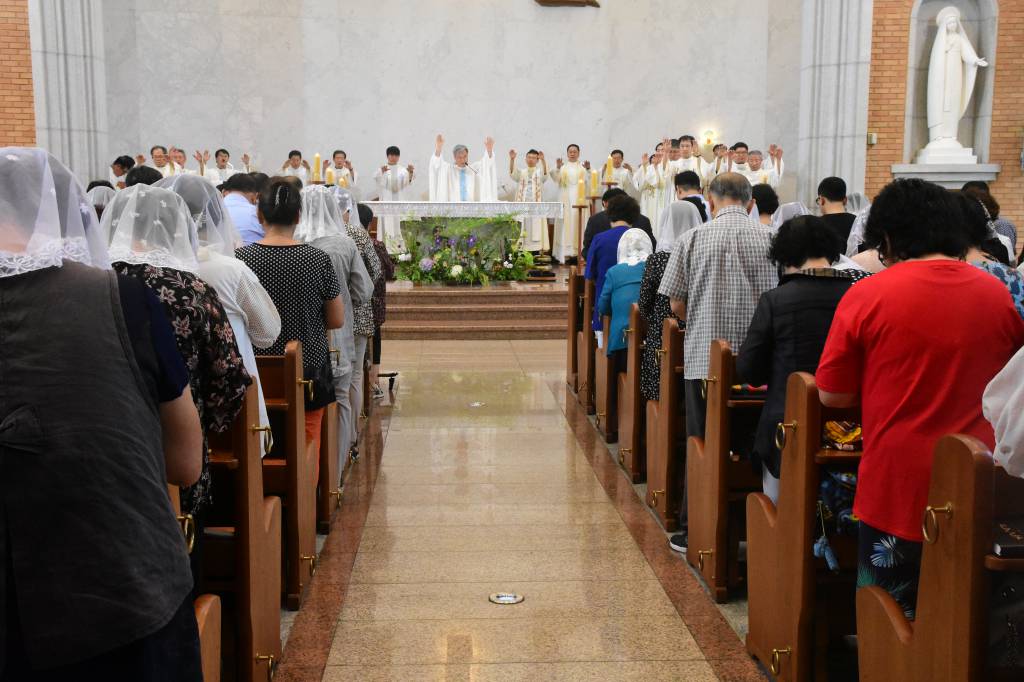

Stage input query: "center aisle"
[{"left": 275, "top": 340, "right": 764, "bottom": 681}]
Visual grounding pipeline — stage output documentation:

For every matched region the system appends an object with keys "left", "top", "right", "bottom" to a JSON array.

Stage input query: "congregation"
[{"left": 4, "top": 128, "right": 1024, "bottom": 679}]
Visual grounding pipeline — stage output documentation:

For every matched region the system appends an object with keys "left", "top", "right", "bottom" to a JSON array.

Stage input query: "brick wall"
[
  {"left": 866, "top": 0, "right": 1024, "bottom": 242},
  {"left": 0, "top": 0, "right": 34, "bottom": 147}
]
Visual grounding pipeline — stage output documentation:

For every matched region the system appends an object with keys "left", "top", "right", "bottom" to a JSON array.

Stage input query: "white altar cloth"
[{"left": 363, "top": 201, "right": 563, "bottom": 220}]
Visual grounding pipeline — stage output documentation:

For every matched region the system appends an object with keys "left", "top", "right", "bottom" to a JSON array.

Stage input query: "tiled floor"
[{"left": 275, "top": 340, "right": 763, "bottom": 681}]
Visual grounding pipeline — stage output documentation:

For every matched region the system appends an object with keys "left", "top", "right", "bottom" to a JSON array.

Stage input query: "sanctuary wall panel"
[{"left": 97, "top": 0, "right": 804, "bottom": 201}]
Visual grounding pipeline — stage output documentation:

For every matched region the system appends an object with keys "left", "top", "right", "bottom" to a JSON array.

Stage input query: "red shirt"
[{"left": 816, "top": 260, "right": 1024, "bottom": 541}]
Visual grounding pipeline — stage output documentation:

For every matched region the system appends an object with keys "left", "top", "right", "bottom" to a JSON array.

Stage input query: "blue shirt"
[
  {"left": 459, "top": 168, "right": 468, "bottom": 201},
  {"left": 225, "top": 192, "right": 263, "bottom": 245},
  {"left": 585, "top": 225, "right": 629, "bottom": 330},
  {"left": 598, "top": 261, "right": 646, "bottom": 354}
]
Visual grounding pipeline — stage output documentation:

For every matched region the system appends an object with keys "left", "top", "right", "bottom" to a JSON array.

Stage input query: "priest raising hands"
[{"left": 428, "top": 133, "right": 498, "bottom": 202}]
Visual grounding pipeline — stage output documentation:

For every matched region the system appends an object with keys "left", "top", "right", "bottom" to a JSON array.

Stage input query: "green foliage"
[{"left": 395, "top": 216, "right": 533, "bottom": 285}]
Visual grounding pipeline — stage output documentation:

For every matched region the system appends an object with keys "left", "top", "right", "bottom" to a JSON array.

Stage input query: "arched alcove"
[{"left": 902, "top": 0, "right": 998, "bottom": 162}]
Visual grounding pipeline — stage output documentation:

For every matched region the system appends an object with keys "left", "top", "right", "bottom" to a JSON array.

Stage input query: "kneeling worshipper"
[
  {"left": 103, "top": 184, "right": 252, "bottom": 586},
  {"left": 598, "top": 227, "right": 653, "bottom": 371},
  {"left": 157, "top": 174, "right": 282, "bottom": 455},
  {"left": 429, "top": 133, "right": 498, "bottom": 202},
  {"left": 295, "top": 184, "right": 374, "bottom": 476},
  {"left": 0, "top": 148, "right": 205, "bottom": 680},
  {"left": 638, "top": 201, "right": 702, "bottom": 402},
  {"left": 585, "top": 194, "right": 642, "bottom": 347}
]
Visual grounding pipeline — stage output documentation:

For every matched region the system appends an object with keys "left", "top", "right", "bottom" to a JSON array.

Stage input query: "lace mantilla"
[
  {"left": 108, "top": 245, "right": 199, "bottom": 274},
  {"left": 0, "top": 237, "right": 108, "bottom": 278},
  {"left": 363, "top": 200, "right": 564, "bottom": 219}
]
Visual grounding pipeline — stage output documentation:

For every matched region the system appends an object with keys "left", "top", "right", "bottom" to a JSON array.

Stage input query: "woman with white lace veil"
[
  {"left": 770, "top": 202, "right": 810, "bottom": 233},
  {"left": 158, "top": 174, "right": 281, "bottom": 456},
  {"left": 296, "top": 184, "right": 373, "bottom": 474},
  {"left": 1, "top": 148, "right": 206, "bottom": 677},
  {"left": 85, "top": 185, "right": 116, "bottom": 221},
  {"left": 598, "top": 228, "right": 653, "bottom": 368},
  {"left": 103, "top": 183, "right": 251, "bottom": 583}
]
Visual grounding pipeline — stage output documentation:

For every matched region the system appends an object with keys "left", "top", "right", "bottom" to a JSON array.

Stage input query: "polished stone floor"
[{"left": 274, "top": 340, "right": 764, "bottom": 681}]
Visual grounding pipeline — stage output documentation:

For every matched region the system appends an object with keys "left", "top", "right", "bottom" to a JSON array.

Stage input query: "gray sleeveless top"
[{"left": 0, "top": 262, "right": 192, "bottom": 667}]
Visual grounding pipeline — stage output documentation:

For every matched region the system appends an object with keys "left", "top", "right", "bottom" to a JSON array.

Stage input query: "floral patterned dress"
[
  {"left": 637, "top": 252, "right": 682, "bottom": 401},
  {"left": 114, "top": 263, "right": 251, "bottom": 515},
  {"left": 345, "top": 225, "right": 383, "bottom": 337}
]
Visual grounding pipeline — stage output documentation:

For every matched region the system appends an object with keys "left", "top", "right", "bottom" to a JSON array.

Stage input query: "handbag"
[{"left": 304, "top": 356, "right": 336, "bottom": 411}]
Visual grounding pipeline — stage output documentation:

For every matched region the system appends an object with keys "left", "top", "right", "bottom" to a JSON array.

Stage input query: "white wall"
[{"left": 96, "top": 0, "right": 804, "bottom": 200}]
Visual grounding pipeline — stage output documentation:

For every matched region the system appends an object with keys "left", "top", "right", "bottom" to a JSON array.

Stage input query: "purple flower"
[
  {"left": 467, "top": 234, "right": 477, "bottom": 248},
  {"left": 419, "top": 257, "right": 434, "bottom": 272},
  {"left": 448, "top": 237, "right": 458, "bottom": 248}
]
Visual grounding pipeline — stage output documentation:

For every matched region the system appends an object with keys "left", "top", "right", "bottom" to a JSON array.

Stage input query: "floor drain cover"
[
  {"left": 489, "top": 592, "right": 525, "bottom": 605},
  {"left": 469, "top": 401, "right": 486, "bottom": 408}
]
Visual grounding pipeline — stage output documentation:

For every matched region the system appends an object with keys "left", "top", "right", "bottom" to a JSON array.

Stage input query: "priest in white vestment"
[
  {"left": 280, "top": 151, "right": 310, "bottom": 184},
  {"left": 136, "top": 145, "right": 177, "bottom": 178},
  {"left": 509, "top": 148, "right": 549, "bottom": 252},
  {"left": 549, "top": 144, "right": 590, "bottom": 262},
  {"left": 731, "top": 147, "right": 785, "bottom": 189},
  {"left": 325, "top": 150, "right": 358, "bottom": 187},
  {"left": 605, "top": 150, "right": 637, "bottom": 199},
  {"left": 636, "top": 149, "right": 666, "bottom": 229},
  {"left": 703, "top": 144, "right": 730, "bottom": 186},
  {"left": 374, "top": 145, "right": 415, "bottom": 253},
  {"left": 202, "top": 149, "right": 243, "bottom": 185},
  {"left": 429, "top": 134, "right": 498, "bottom": 202}
]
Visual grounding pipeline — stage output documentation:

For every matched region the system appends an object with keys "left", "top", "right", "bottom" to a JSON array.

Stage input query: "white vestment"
[
  {"left": 511, "top": 165, "right": 549, "bottom": 251},
  {"left": 608, "top": 166, "right": 636, "bottom": 198},
  {"left": 704, "top": 156, "right": 730, "bottom": 185},
  {"left": 281, "top": 165, "right": 309, "bottom": 183},
  {"left": 330, "top": 165, "right": 357, "bottom": 187},
  {"left": 636, "top": 163, "right": 666, "bottom": 228},
  {"left": 428, "top": 153, "right": 497, "bottom": 202},
  {"left": 732, "top": 160, "right": 785, "bottom": 188},
  {"left": 374, "top": 164, "right": 412, "bottom": 253},
  {"left": 549, "top": 162, "right": 589, "bottom": 261},
  {"left": 204, "top": 164, "right": 238, "bottom": 185}
]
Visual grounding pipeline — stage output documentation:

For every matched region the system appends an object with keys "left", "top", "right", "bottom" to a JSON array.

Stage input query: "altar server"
[
  {"left": 429, "top": 133, "right": 498, "bottom": 202},
  {"left": 550, "top": 144, "right": 591, "bottom": 263},
  {"left": 374, "top": 146, "right": 415, "bottom": 253},
  {"left": 509, "top": 148, "right": 549, "bottom": 252}
]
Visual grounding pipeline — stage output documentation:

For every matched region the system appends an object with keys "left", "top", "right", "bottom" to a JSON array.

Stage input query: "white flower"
[
  {"left": 450, "top": 264, "right": 464, "bottom": 277},
  {"left": 503, "top": 261, "right": 513, "bottom": 269},
  {"left": 398, "top": 253, "right": 412, "bottom": 262}
]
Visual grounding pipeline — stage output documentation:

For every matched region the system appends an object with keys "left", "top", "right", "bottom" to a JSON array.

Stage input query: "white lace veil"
[
  {"left": 616, "top": 228, "right": 654, "bottom": 266},
  {"left": 656, "top": 201, "right": 703, "bottom": 254},
  {"left": 294, "top": 184, "right": 346, "bottom": 242},
  {"left": 156, "top": 174, "right": 241, "bottom": 256},
  {"left": 0, "top": 147, "right": 110, "bottom": 278},
  {"left": 86, "top": 185, "right": 116, "bottom": 210},
  {"left": 330, "top": 185, "right": 360, "bottom": 227},
  {"left": 846, "top": 192, "right": 870, "bottom": 215},
  {"left": 770, "top": 202, "right": 810, "bottom": 232},
  {"left": 101, "top": 185, "right": 200, "bottom": 273}
]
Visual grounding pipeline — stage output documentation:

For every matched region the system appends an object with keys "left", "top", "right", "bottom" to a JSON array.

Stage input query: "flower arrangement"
[{"left": 395, "top": 216, "right": 533, "bottom": 285}]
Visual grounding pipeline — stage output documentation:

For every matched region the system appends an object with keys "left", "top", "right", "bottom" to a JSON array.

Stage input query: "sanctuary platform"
[{"left": 381, "top": 269, "right": 569, "bottom": 340}]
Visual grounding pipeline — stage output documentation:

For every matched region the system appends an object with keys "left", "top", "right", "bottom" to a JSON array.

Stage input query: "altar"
[{"left": 364, "top": 201, "right": 563, "bottom": 285}]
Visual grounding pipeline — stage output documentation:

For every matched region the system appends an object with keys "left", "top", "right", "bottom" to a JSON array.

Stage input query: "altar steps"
[{"left": 381, "top": 282, "right": 568, "bottom": 340}]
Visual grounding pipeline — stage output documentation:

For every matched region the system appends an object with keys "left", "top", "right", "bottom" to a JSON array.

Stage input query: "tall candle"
[
  {"left": 340, "top": 174, "right": 349, "bottom": 188},
  {"left": 325, "top": 167, "right": 335, "bottom": 185},
  {"left": 312, "top": 153, "right": 321, "bottom": 183},
  {"left": 604, "top": 156, "right": 614, "bottom": 182},
  {"left": 590, "top": 169, "right": 599, "bottom": 195},
  {"left": 576, "top": 173, "right": 585, "bottom": 205}
]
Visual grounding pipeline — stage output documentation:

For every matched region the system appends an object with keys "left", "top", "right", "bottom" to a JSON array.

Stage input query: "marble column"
[
  {"left": 796, "top": 0, "right": 874, "bottom": 203},
  {"left": 28, "top": 0, "right": 108, "bottom": 181}
]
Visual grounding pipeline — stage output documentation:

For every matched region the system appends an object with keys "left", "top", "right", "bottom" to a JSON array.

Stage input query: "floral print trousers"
[{"left": 857, "top": 521, "right": 923, "bottom": 620}]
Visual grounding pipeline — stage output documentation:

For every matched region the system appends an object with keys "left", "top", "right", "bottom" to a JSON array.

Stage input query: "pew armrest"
[
  {"left": 984, "top": 555, "right": 1024, "bottom": 572},
  {"left": 856, "top": 584, "right": 914, "bottom": 650}
]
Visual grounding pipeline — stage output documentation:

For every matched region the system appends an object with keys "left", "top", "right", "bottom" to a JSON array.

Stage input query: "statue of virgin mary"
[{"left": 919, "top": 6, "right": 988, "bottom": 162}]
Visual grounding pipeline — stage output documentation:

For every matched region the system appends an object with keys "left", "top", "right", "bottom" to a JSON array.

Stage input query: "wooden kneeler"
[
  {"left": 317, "top": 401, "right": 342, "bottom": 534},
  {"left": 256, "top": 341, "right": 317, "bottom": 610},
  {"left": 745, "top": 372, "right": 861, "bottom": 681},
  {"left": 644, "top": 318, "right": 685, "bottom": 530},
  {"left": 616, "top": 304, "right": 647, "bottom": 481},
  {"left": 687, "top": 339, "right": 764, "bottom": 602},
  {"left": 857, "top": 434, "right": 1024, "bottom": 682},
  {"left": 594, "top": 315, "right": 618, "bottom": 442},
  {"left": 566, "top": 266, "right": 584, "bottom": 392},
  {"left": 205, "top": 383, "right": 283, "bottom": 682},
  {"left": 168, "top": 485, "right": 223, "bottom": 682},
  {"left": 576, "top": 278, "right": 596, "bottom": 414}
]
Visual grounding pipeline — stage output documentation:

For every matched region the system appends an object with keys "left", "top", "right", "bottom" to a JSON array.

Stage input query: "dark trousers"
[
  {"left": 677, "top": 379, "right": 708, "bottom": 532},
  {"left": 372, "top": 331, "right": 382, "bottom": 365},
  {"left": 3, "top": 594, "right": 202, "bottom": 681},
  {"left": 857, "top": 521, "right": 923, "bottom": 620}
]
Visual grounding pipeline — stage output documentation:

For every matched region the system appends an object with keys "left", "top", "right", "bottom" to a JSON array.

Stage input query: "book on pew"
[{"left": 993, "top": 518, "right": 1024, "bottom": 557}]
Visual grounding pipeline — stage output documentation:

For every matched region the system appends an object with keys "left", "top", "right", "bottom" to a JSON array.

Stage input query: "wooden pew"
[
  {"left": 205, "top": 383, "right": 284, "bottom": 682},
  {"left": 616, "top": 304, "right": 647, "bottom": 481},
  {"left": 576, "top": 278, "right": 596, "bottom": 414},
  {"left": 194, "top": 594, "right": 222, "bottom": 682},
  {"left": 857, "top": 434, "right": 1024, "bottom": 682},
  {"left": 566, "top": 266, "right": 584, "bottom": 392},
  {"left": 745, "top": 372, "right": 861, "bottom": 681},
  {"left": 594, "top": 315, "right": 618, "bottom": 442},
  {"left": 168, "top": 485, "right": 222, "bottom": 682},
  {"left": 317, "top": 401, "right": 341, "bottom": 533},
  {"left": 686, "top": 339, "right": 765, "bottom": 602},
  {"left": 257, "top": 341, "right": 318, "bottom": 610},
  {"left": 644, "top": 318, "right": 685, "bottom": 530}
]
